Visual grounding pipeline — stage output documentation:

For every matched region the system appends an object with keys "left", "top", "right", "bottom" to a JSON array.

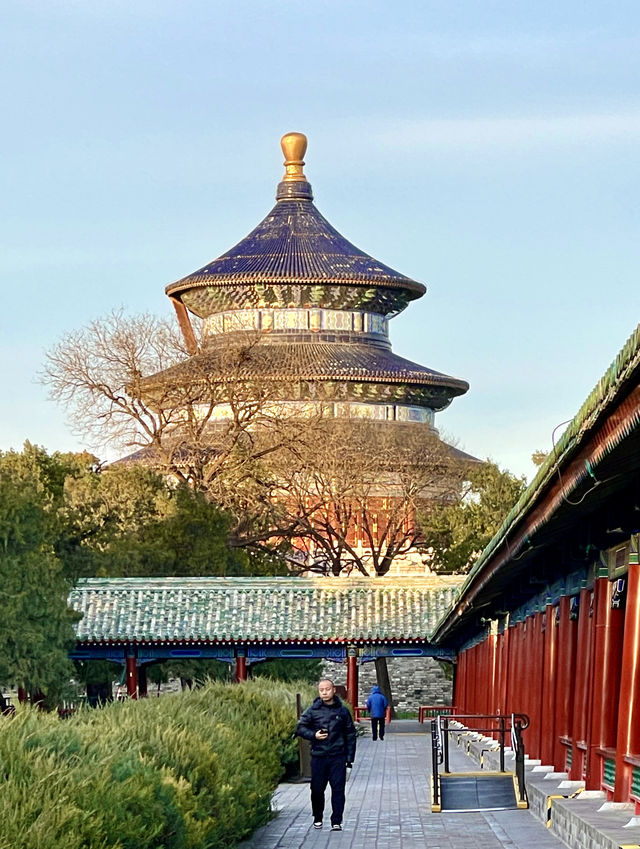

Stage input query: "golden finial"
[{"left": 281, "top": 132, "right": 308, "bottom": 182}]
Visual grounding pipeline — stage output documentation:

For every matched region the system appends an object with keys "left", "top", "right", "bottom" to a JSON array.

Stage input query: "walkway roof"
[{"left": 69, "top": 576, "right": 464, "bottom": 646}]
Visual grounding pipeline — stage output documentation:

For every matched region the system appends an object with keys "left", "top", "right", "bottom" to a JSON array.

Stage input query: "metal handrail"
[
  {"left": 430, "top": 718, "right": 442, "bottom": 808},
  {"left": 429, "top": 712, "right": 530, "bottom": 808},
  {"left": 441, "top": 713, "right": 529, "bottom": 773}
]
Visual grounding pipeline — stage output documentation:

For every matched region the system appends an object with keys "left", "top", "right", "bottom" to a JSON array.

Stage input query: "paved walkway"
[{"left": 239, "top": 721, "right": 568, "bottom": 849}]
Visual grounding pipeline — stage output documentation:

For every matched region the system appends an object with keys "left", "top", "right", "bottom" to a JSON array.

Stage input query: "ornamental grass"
[{"left": 0, "top": 679, "right": 315, "bottom": 849}]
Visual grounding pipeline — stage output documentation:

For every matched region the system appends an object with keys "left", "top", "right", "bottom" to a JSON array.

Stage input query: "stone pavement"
[{"left": 239, "top": 721, "right": 568, "bottom": 849}]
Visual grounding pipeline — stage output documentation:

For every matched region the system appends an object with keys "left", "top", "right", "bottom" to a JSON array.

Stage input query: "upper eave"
[{"left": 165, "top": 198, "right": 426, "bottom": 301}]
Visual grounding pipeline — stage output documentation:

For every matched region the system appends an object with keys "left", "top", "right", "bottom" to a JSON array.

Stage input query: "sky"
[{"left": 1, "top": 1, "right": 639, "bottom": 480}]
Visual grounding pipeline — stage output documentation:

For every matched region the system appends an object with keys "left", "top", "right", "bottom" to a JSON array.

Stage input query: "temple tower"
[{"left": 163, "top": 133, "right": 468, "bottom": 428}]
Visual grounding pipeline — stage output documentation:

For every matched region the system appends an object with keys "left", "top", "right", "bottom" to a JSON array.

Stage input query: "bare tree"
[
  {"left": 41, "top": 310, "right": 320, "bottom": 548},
  {"left": 43, "top": 311, "right": 467, "bottom": 570},
  {"left": 269, "top": 420, "right": 467, "bottom": 576}
]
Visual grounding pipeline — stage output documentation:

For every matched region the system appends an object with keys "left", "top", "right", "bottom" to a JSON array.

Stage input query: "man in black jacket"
[{"left": 295, "top": 678, "right": 357, "bottom": 831}]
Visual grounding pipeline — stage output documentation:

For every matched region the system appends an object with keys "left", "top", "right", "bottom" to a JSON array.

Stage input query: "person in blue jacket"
[
  {"left": 295, "top": 678, "right": 357, "bottom": 832},
  {"left": 366, "top": 684, "right": 389, "bottom": 741}
]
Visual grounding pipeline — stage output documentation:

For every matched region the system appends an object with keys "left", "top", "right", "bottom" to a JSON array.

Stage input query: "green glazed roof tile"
[{"left": 69, "top": 576, "right": 464, "bottom": 645}]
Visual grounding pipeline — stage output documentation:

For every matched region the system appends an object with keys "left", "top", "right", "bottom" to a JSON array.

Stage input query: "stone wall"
[{"left": 321, "top": 656, "right": 453, "bottom": 712}]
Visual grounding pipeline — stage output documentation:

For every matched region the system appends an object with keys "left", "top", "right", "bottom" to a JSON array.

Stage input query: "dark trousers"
[
  {"left": 371, "top": 717, "right": 385, "bottom": 740},
  {"left": 310, "top": 755, "right": 346, "bottom": 825}
]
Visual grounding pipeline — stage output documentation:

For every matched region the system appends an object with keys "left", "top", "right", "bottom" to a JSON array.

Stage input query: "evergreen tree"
[
  {"left": 0, "top": 446, "right": 77, "bottom": 699},
  {"left": 420, "top": 460, "right": 527, "bottom": 574}
]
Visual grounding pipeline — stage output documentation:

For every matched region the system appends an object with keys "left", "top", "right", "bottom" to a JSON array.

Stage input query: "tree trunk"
[{"left": 375, "top": 657, "right": 396, "bottom": 719}]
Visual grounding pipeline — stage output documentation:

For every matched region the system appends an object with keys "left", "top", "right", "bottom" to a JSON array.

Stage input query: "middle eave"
[{"left": 141, "top": 341, "right": 469, "bottom": 410}]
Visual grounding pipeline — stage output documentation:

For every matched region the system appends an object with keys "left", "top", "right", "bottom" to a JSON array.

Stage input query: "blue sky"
[{"left": 1, "top": 1, "right": 639, "bottom": 479}]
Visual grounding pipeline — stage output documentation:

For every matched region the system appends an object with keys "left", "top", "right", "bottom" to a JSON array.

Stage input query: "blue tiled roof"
[
  {"left": 70, "top": 576, "right": 464, "bottom": 645},
  {"left": 146, "top": 341, "right": 469, "bottom": 406},
  {"left": 166, "top": 198, "right": 426, "bottom": 298}
]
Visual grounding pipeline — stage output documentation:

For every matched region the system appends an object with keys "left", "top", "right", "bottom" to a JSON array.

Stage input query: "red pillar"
[
  {"left": 494, "top": 631, "right": 503, "bottom": 716},
  {"left": 517, "top": 618, "right": 531, "bottom": 728},
  {"left": 497, "top": 622, "right": 510, "bottom": 716},
  {"left": 455, "top": 650, "right": 467, "bottom": 712},
  {"left": 469, "top": 645, "right": 479, "bottom": 713},
  {"left": 504, "top": 623, "right": 519, "bottom": 717},
  {"left": 235, "top": 655, "right": 247, "bottom": 682},
  {"left": 525, "top": 612, "right": 544, "bottom": 760},
  {"left": 614, "top": 562, "right": 640, "bottom": 801},
  {"left": 540, "top": 605, "right": 557, "bottom": 765},
  {"left": 554, "top": 595, "right": 577, "bottom": 770},
  {"left": 478, "top": 641, "right": 486, "bottom": 714},
  {"left": 570, "top": 588, "right": 593, "bottom": 780},
  {"left": 487, "top": 626, "right": 499, "bottom": 717},
  {"left": 586, "top": 578, "right": 624, "bottom": 789},
  {"left": 506, "top": 621, "right": 523, "bottom": 715},
  {"left": 472, "top": 643, "right": 481, "bottom": 715},
  {"left": 346, "top": 647, "right": 358, "bottom": 708},
  {"left": 126, "top": 654, "right": 138, "bottom": 699}
]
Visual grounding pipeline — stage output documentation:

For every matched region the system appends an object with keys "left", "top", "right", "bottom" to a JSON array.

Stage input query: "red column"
[
  {"left": 455, "top": 650, "right": 467, "bottom": 712},
  {"left": 479, "top": 641, "right": 486, "bottom": 714},
  {"left": 553, "top": 596, "right": 576, "bottom": 769},
  {"left": 505, "top": 623, "right": 518, "bottom": 716},
  {"left": 470, "top": 644, "right": 479, "bottom": 713},
  {"left": 517, "top": 618, "right": 531, "bottom": 732},
  {"left": 586, "top": 578, "right": 624, "bottom": 789},
  {"left": 235, "top": 655, "right": 247, "bottom": 682},
  {"left": 473, "top": 643, "right": 482, "bottom": 715},
  {"left": 540, "top": 606, "right": 557, "bottom": 765},
  {"left": 570, "top": 588, "right": 593, "bottom": 780},
  {"left": 494, "top": 631, "right": 503, "bottom": 716},
  {"left": 614, "top": 562, "right": 640, "bottom": 801},
  {"left": 346, "top": 647, "right": 358, "bottom": 708},
  {"left": 488, "top": 626, "right": 500, "bottom": 718},
  {"left": 498, "top": 623, "right": 510, "bottom": 716},
  {"left": 525, "top": 612, "right": 544, "bottom": 760},
  {"left": 506, "top": 621, "right": 523, "bottom": 715},
  {"left": 126, "top": 654, "right": 138, "bottom": 699}
]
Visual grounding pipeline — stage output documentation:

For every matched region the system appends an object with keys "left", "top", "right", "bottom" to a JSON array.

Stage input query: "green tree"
[
  {"left": 60, "top": 467, "right": 283, "bottom": 578},
  {"left": 0, "top": 444, "right": 283, "bottom": 699},
  {"left": 420, "top": 460, "right": 527, "bottom": 574},
  {"left": 0, "top": 446, "right": 78, "bottom": 699}
]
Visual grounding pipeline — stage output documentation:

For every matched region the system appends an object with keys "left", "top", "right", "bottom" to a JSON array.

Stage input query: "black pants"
[
  {"left": 371, "top": 717, "right": 385, "bottom": 740},
  {"left": 310, "top": 755, "right": 346, "bottom": 825}
]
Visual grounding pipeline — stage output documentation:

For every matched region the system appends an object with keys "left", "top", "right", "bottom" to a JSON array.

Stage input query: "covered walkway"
[{"left": 239, "top": 721, "right": 565, "bottom": 849}]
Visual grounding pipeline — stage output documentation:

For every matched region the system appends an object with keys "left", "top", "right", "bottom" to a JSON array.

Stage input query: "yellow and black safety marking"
[
  {"left": 545, "top": 788, "right": 583, "bottom": 827},
  {"left": 512, "top": 774, "right": 528, "bottom": 809},
  {"left": 430, "top": 778, "right": 441, "bottom": 813}
]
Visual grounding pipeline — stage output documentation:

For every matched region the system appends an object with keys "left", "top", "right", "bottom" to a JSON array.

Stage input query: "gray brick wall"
[{"left": 321, "top": 656, "right": 454, "bottom": 710}]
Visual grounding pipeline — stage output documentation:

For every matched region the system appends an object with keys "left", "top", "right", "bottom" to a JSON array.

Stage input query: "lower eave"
[{"left": 75, "top": 636, "right": 434, "bottom": 647}]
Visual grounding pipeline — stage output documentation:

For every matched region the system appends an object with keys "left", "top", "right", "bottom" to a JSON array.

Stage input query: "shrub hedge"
[{"left": 0, "top": 679, "right": 315, "bottom": 849}]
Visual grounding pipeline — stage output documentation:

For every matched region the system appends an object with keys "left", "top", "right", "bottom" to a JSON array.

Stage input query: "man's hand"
[
  {"left": 315, "top": 728, "right": 329, "bottom": 739},
  {"left": 345, "top": 764, "right": 352, "bottom": 782}
]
